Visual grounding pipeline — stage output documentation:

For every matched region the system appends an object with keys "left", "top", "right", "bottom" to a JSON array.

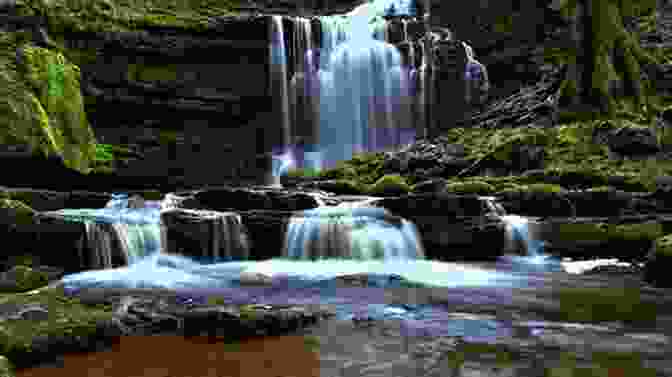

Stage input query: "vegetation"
[
  {"left": 14, "top": 0, "right": 241, "bottom": 33},
  {"left": 553, "top": 0, "right": 661, "bottom": 117},
  {"left": 0, "top": 288, "right": 112, "bottom": 366},
  {"left": 0, "top": 32, "right": 96, "bottom": 174}
]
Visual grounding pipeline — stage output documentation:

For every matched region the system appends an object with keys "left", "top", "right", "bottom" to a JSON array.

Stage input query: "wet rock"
[
  {"left": 605, "top": 125, "right": 660, "bottom": 156},
  {"left": 161, "top": 208, "right": 250, "bottom": 262},
  {"left": 193, "top": 186, "right": 320, "bottom": 212},
  {"left": 66, "top": 191, "right": 112, "bottom": 209},
  {"left": 372, "top": 193, "right": 507, "bottom": 260},
  {"left": 237, "top": 271, "right": 274, "bottom": 286},
  {"left": 2, "top": 189, "right": 67, "bottom": 212},
  {"left": 412, "top": 178, "right": 449, "bottom": 193},
  {"left": 0, "top": 266, "right": 49, "bottom": 293},
  {"left": 644, "top": 234, "right": 672, "bottom": 288}
]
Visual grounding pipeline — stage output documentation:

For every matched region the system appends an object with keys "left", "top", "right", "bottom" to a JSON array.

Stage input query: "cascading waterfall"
[
  {"left": 272, "top": 0, "right": 425, "bottom": 173},
  {"left": 283, "top": 206, "right": 424, "bottom": 260}
]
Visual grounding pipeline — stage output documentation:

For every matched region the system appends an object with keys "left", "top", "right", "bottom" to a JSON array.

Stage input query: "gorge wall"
[{"left": 0, "top": 0, "right": 570, "bottom": 191}]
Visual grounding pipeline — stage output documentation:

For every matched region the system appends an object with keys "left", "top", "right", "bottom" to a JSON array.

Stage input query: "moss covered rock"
[
  {"left": 444, "top": 180, "right": 495, "bottom": 195},
  {"left": 0, "top": 32, "right": 96, "bottom": 174},
  {"left": 0, "top": 198, "right": 37, "bottom": 227},
  {"left": 366, "top": 174, "right": 411, "bottom": 196},
  {"left": 0, "top": 356, "right": 13, "bottom": 377},
  {"left": 0, "top": 265, "right": 49, "bottom": 293},
  {"left": 15, "top": 0, "right": 239, "bottom": 33}
]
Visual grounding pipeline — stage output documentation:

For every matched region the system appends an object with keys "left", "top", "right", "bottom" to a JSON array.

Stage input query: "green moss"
[
  {"left": 0, "top": 355, "right": 13, "bottom": 377},
  {"left": 0, "top": 266, "right": 49, "bottom": 293},
  {"left": 0, "top": 199, "right": 37, "bottom": 227},
  {"left": 0, "top": 33, "right": 94, "bottom": 174},
  {"left": 546, "top": 350, "right": 656, "bottom": 377},
  {"left": 610, "top": 222, "right": 664, "bottom": 242},
  {"left": 444, "top": 180, "right": 495, "bottom": 195},
  {"left": 285, "top": 168, "right": 321, "bottom": 179},
  {"left": 157, "top": 129, "right": 182, "bottom": 145},
  {"left": 366, "top": 174, "right": 411, "bottom": 196},
  {"left": 0, "top": 288, "right": 112, "bottom": 363},
  {"left": 653, "top": 234, "right": 672, "bottom": 257},
  {"left": 15, "top": 0, "right": 239, "bottom": 33},
  {"left": 443, "top": 341, "right": 513, "bottom": 371},
  {"left": 519, "top": 183, "right": 566, "bottom": 193},
  {"left": 554, "top": 286, "right": 657, "bottom": 324},
  {"left": 128, "top": 63, "right": 179, "bottom": 83}
]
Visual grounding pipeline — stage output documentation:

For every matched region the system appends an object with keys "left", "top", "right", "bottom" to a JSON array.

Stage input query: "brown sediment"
[{"left": 15, "top": 334, "right": 320, "bottom": 377}]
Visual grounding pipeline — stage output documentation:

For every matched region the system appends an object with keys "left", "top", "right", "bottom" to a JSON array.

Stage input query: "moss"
[
  {"left": 443, "top": 341, "right": 513, "bottom": 371},
  {"left": 285, "top": 168, "right": 321, "bottom": 179},
  {"left": 0, "top": 266, "right": 49, "bottom": 293},
  {"left": 15, "top": 0, "right": 239, "bottom": 33},
  {"left": 0, "top": 33, "right": 95, "bottom": 174},
  {"left": 0, "top": 356, "right": 13, "bottom": 377},
  {"left": 610, "top": 221, "right": 663, "bottom": 242},
  {"left": 546, "top": 350, "right": 656, "bottom": 377},
  {"left": 653, "top": 234, "right": 672, "bottom": 258},
  {"left": 0, "top": 199, "right": 37, "bottom": 227},
  {"left": 554, "top": 286, "right": 657, "bottom": 324},
  {"left": 128, "top": 63, "right": 179, "bottom": 83},
  {"left": 0, "top": 288, "right": 112, "bottom": 364},
  {"left": 366, "top": 174, "right": 411, "bottom": 196},
  {"left": 518, "top": 183, "right": 566, "bottom": 193},
  {"left": 157, "top": 129, "right": 182, "bottom": 145},
  {"left": 444, "top": 180, "right": 495, "bottom": 195}
]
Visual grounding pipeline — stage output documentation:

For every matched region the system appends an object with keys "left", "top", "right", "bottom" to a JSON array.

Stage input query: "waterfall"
[
  {"left": 269, "top": 15, "right": 291, "bottom": 171},
  {"left": 283, "top": 206, "right": 424, "bottom": 260},
  {"left": 274, "top": 0, "right": 425, "bottom": 172}
]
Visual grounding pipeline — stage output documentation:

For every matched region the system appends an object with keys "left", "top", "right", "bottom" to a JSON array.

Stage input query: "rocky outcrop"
[
  {"left": 371, "top": 193, "right": 507, "bottom": 260},
  {"left": 161, "top": 209, "right": 251, "bottom": 262}
]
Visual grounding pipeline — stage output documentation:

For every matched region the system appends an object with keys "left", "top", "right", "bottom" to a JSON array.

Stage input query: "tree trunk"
[{"left": 556, "top": 0, "right": 660, "bottom": 117}]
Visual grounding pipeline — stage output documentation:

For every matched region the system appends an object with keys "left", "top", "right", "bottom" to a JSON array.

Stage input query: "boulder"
[
  {"left": 4, "top": 189, "right": 68, "bottom": 212},
  {"left": 605, "top": 124, "right": 660, "bottom": 156},
  {"left": 161, "top": 209, "right": 250, "bottom": 262},
  {"left": 371, "top": 193, "right": 507, "bottom": 260},
  {"left": 193, "top": 186, "right": 320, "bottom": 212},
  {"left": 238, "top": 210, "right": 293, "bottom": 260},
  {"left": 644, "top": 234, "right": 672, "bottom": 288},
  {"left": 66, "top": 191, "right": 113, "bottom": 209}
]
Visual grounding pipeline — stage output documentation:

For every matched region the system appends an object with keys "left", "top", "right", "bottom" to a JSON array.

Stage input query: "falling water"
[
  {"left": 276, "top": 0, "right": 424, "bottom": 171},
  {"left": 269, "top": 15, "right": 291, "bottom": 174},
  {"left": 283, "top": 206, "right": 424, "bottom": 260}
]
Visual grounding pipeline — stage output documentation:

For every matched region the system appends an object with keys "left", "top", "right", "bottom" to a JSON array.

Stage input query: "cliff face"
[{"left": 0, "top": 0, "right": 571, "bottom": 190}]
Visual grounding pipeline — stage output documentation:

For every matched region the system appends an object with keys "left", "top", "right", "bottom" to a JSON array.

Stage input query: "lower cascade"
[{"left": 283, "top": 206, "right": 425, "bottom": 260}]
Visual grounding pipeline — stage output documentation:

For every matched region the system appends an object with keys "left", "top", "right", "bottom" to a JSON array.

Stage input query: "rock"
[
  {"left": 67, "top": 191, "right": 113, "bottom": 209},
  {"left": 0, "top": 266, "right": 49, "bottom": 293},
  {"left": 371, "top": 193, "right": 507, "bottom": 260},
  {"left": 237, "top": 271, "right": 274, "bottom": 285},
  {"left": 412, "top": 178, "right": 449, "bottom": 193},
  {"left": 606, "top": 125, "right": 660, "bottom": 156},
  {"left": 312, "top": 179, "right": 368, "bottom": 195},
  {"left": 161, "top": 208, "right": 251, "bottom": 262},
  {"left": 194, "top": 187, "right": 270, "bottom": 211},
  {"left": 644, "top": 234, "right": 672, "bottom": 288},
  {"left": 4, "top": 189, "right": 67, "bottom": 212},
  {"left": 367, "top": 174, "right": 412, "bottom": 196}
]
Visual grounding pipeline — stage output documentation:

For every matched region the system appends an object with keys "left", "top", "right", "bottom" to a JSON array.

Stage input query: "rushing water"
[{"left": 270, "top": 0, "right": 425, "bottom": 173}]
